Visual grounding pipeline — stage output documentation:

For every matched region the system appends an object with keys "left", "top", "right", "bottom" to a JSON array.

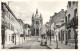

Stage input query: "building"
[
  {"left": 1, "top": 2, "right": 24, "bottom": 48},
  {"left": 31, "top": 9, "right": 43, "bottom": 36},
  {"left": 17, "top": 19, "right": 24, "bottom": 43},
  {"left": 42, "top": 25, "right": 46, "bottom": 34},
  {"left": 65, "top": 1, "right": 78, "bottom": 47},
  {"left": 57, "top": 18, "right": 66, "bottom": 44},
  {"left": 23, "top": 24, "right": 31, "bottom": 41},
  {"left": 49, "top": 9, "right": 66, "bottom": 42},
  {"left": 45, "top": 22, "right": 50, "bottom": 39}
]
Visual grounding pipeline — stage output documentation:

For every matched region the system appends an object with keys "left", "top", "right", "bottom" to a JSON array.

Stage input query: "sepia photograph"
[{"left": 1, "top": 0, "right": 78, "bottom": 49}]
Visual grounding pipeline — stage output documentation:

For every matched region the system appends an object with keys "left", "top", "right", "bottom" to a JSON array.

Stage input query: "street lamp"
[
  {"left": 55, "top": 24, "right": 59, "bottom": 49},
  {"left": 55, "top": 29, "right": 59, "bottom": 49},
  {"left": 45, "top": 23, "right": 48, "bottom": 44},
  {"left": 65, "top": 29, "right": 68, "bottom": 45},
  {"left": 14, "top": 30, "right": 17, "bottom": 45},
  {"left": 2, "top": 26, "right": 7, "bottom": 49}
]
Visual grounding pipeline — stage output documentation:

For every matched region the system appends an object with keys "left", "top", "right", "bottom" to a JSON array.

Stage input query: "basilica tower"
[{"left": 32, "top": 9, "right": 43, "bottom": 36}]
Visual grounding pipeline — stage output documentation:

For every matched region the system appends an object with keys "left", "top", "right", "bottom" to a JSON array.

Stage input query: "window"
[
  {"left": 36, "top": 21, "right": 39, "bottom": 25},
  {"left": 74, "top": 9, "right": 78, "bottom": 26},
  {"left": 68, "top": 14, "right": 70, "bottom": 21},
  {"left": 74, "top": 9, "right": 77, "bottom": 17},
  {"left": 68, "top": 2, "right": 71, "bottom": 7},
  {"left": 65, "top": 16, "right": 67, "bottom": 22},
  {"left": 58, "top": 33, "right": 60, "bottom": 41},
  {"left": 5, "top": 35, "right": 7, "bottom": 41},
  {"left": 68, "top": 30, "right": 71, "bottom": 39},
  {"left": 63, "top": 31, "right": 64, "bottom": 41},
  {"left": 61, "top": 19, "right": 64, "bottom": 23},
  {"left": 73, "top": 1, "right": 75, "bottom": 5}
]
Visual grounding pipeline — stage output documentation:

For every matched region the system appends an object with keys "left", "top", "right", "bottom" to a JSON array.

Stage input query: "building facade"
[
  {"left": 23, "top": 24, "right": 31, "bottom": 41},
  {"left": 31, "top": 9, "right": 43, "bottom": 36},
  {"left": 17, "top": 19, "right": 24, "bottom": 43},
  {"left": 1, "top": 2, "right": 24, "bottom": 48},
  {"left": 49, "top": 9, "right": 66, "bottom": 42},
  {"left": 65, "top": 1, "right": 78, "bottom": 46},
  {"left": 57, "top": 18, "right": 66, "bottom": 44}
]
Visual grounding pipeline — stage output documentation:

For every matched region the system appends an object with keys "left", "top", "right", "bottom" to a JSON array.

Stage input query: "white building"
[{"left": 1, "top": 2, "right": 24, "bottom": 48}]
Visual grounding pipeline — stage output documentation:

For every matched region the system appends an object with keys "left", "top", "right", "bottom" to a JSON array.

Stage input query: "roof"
[{"left": 2, "top": 2, "right": 21, "bottom": 25}]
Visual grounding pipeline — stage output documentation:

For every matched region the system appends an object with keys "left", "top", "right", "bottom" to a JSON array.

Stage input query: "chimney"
[{"left": 54, "top": 12, "right": 57, "bottom": 15}]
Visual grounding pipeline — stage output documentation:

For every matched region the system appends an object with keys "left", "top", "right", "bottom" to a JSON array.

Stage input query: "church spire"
[
  {"left": 40, "top": 13, "right": 43, "bottom": 20},
  {"left": 32, "top": 13, "right": 34, "bottom": 20},
  {"left": 36, "top": 9, "right": 38, "bottom": 14}
]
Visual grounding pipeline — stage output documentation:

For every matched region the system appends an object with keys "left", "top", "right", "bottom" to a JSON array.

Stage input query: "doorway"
[{"left": 36, "top": 29, "right": 39, "bottom": 36}]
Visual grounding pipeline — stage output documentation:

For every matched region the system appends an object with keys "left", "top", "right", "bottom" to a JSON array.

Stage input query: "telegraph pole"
[
  {"left": 2, "top": 3, "right": 6, "bottom": 48},
  {"left": 50, "top": 18, "right": 51, "bottom": 45}
]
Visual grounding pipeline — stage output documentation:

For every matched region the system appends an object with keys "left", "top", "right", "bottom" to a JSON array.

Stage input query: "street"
[{"left": 9, "top": 37, "right": 49, "bottom": 49}]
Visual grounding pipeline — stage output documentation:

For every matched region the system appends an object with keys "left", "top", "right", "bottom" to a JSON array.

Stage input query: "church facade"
[{"left": 31, "top": 9, "right": 43, "bottom": 36}]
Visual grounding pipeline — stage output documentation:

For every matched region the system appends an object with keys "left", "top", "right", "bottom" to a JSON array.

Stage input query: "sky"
[{"left": 5, "top": 0, "right": 68, "bottom": 25}]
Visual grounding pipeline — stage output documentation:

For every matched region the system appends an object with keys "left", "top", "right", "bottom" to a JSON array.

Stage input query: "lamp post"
[
  {"left": 73, "top": 17, "right": 78, "bottom": 49},
  {"left": 15, "top": 33, "right": 16, "bottom": 45},
  {"left": 50, "top": 23, "right": 51, "bottom": 45},
  {"left": 55, "top": 24, "right": 59, "bottom": 49},
  {"left": 45, "top": 23, "right": 48, "bottom": 44},
  {"left": 2, "top": 26, "right": 7, "bottom": 49},
  {"left": 65, "top": 29, "right": 68, "bottom": 45},
  {"left": 2, "top": 5, "right": 7, "bottom": 48},
  {"left": 14, "top": 30, "right": 17, "bottom": 45},
  {"left": 18, "top": 29, "right": 20, "bottom": 44}
]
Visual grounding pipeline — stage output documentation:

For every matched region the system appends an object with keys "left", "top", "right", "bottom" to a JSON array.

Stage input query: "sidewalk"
[
  {"left": 47, "top": 40, "right": 75, "bottom": 49},
  {"left": 1, "top": 41, "right": 26, "bottom": 49},
  {"left": 1, "top": 43, "right": 16, "bottom": 49}
]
